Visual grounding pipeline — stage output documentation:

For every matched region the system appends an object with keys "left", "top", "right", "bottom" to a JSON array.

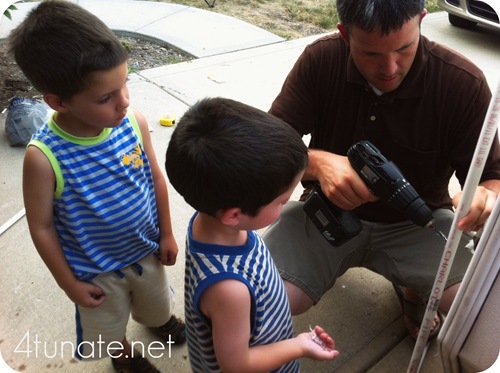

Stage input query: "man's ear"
[
  {"left": 421, "top": 8, "right": 428, "bottom": 22},
  {"left": 44, "top": 93, "right": 68, "bottom": 112},
  {"left": 337, "top": 23, "right": 349, "bottom": 44},
  {"left": 219, "top": 207, "right": 242, "bottom": 227}
]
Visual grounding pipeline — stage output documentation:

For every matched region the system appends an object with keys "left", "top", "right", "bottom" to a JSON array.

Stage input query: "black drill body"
[{"left": 347, "top": 140, "right": 434, "bottom": 227}]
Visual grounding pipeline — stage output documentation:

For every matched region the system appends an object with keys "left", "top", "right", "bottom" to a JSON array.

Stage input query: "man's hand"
[
  {"left": 305, "top": 149, "right": 378, "bottom": 210},
  {"left": 453, "top": 184, "right": 498, "bottom": 232}
]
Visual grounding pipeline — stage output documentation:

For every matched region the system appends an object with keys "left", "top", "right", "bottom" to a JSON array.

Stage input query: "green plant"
[
  {"left": 121, "top": 41, "right": 133, "bottom": 52},
  {"left": 425, "top": 0, "right": 441, "bottom": 13},
  {"left": 3, "top": 4, "right": 18, "bottom": 20}
]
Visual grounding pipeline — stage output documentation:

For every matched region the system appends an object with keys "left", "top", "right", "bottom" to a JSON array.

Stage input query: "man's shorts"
[
  {"left": 262, "top": 201, "right": 474, "bottom": 303},
  {"left": 75, "top": 253, "right": 174, "bottom": 360}
]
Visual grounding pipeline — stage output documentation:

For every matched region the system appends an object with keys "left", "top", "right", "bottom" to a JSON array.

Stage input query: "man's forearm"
[{"left": 302, "top": 149, "right": 330, "bottom": 181}]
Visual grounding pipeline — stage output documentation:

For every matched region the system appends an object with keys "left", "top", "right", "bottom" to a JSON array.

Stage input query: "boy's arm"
[
  {"left": 200, "top": 279, "right": 338, "bottom": 373},
  {"left": 23, "top": 146, "right": 105, "bottom": 307},
  {"left": 133, "top": 108, "right": 178, "bottom": 266}
]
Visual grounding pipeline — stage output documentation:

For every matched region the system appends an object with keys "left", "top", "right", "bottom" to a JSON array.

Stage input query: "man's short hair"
[{"left": 337, "top": 0, "right": 425, "bottom": 34}]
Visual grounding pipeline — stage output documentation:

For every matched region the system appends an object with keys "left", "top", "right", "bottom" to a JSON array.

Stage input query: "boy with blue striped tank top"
[
  {"left": 9, "top": 1, "right": 185, "bottom": 372},
  {"left": 165, "top": 97, "right": 340, "bottom": 372}
]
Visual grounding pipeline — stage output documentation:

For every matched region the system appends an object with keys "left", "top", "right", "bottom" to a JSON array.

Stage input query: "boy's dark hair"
[
  {"left": 337, "top": 0, "right": 425, "bottom": 35},
  {"left": 8, "top": 0, "right": 128, "bottom": 100},
  {"left": 166, "top": 97, "right": 308, "bottom": 217}
]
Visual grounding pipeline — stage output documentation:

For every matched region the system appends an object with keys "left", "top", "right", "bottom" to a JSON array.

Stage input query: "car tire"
[{"left": 448, "top": 13, "right": 478, "bottom": 29}]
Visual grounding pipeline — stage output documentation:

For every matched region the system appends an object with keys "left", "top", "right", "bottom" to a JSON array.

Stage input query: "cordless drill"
[
  {"left": 347, "top": 140, "right": 434, "bottom": 227},
  {"left": 304, "top": 140, "right": 435, "bottom": 247}
]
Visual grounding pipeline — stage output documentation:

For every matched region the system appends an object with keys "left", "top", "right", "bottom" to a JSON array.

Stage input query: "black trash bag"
[{"left": 5, "top": 97, "right": 51, "bottom": 146}]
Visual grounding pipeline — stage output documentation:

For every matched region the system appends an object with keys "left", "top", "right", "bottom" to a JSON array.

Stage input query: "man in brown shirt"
[{"left": 263, "top": 0, "right": 500, "bottom": 339}]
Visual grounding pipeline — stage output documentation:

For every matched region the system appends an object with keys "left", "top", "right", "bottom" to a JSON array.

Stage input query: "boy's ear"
[
  {"left": 219, "top": 207, "right": 242, "bottom": 226},
  {"left": 44, "top": 93, "right": 68, "bottom": 112}
]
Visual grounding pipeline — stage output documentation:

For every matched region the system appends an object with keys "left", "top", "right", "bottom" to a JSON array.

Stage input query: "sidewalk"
[
  {"left": 1, "top": 1, "right": 499, "bottom": 372},
  {"left": 0, "top": 0, "right": 284, "bottom": 58}
]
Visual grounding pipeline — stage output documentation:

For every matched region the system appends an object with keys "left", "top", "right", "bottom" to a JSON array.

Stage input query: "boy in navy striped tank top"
[
  {"left": 166, "top": 97, "right": 340, "bottom": 372},
  {"left": 10, "top": 1, "right": 185, "bottom": 371}
]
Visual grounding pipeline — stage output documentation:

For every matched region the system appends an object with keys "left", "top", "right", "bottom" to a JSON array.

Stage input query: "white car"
[{"left": 438, "top": 0, "right": 500, "bottom": 30}]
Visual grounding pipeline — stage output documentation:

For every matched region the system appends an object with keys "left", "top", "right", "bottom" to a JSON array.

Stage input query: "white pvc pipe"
[
  {"left": 0, "top": 208, "right": 26, "bottom": 236},
  {"left": 407, "top": 80, "right": 500, "bottom": 373}
]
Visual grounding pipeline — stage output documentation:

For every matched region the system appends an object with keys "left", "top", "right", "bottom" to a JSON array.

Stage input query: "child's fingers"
[{"left": 313, "top": 325, "right": 336, "bottom": 348}]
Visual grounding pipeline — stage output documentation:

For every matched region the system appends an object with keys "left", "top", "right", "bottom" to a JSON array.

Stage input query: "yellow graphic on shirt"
[{"left": 121, "top": 144, "right": 144, "bottom": 169}]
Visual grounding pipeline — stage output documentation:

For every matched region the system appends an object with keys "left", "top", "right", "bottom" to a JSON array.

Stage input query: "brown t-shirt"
[{"left": 270, "top": 34, "right": 500, "bottom": 222}]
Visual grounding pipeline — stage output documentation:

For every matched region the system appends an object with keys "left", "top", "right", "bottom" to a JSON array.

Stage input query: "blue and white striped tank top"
[
  {"left": 29, "top": 111, "right": 159, "bottom": 280},
  {"left": 184, "top": 213, "right": 299, "bottom": 373}
]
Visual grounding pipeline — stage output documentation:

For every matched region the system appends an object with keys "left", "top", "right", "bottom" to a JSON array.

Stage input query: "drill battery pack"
[{"left": 303, "top": 184, "right": 362, "bottom": 247}]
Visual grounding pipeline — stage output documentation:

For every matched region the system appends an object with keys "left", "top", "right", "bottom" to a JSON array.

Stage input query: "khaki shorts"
[
  {"left": 75, "top": 253, "right": 174, "bottom": 360},
  {"left": 262, "top": 201, "right": 474, "bottom": 303}
]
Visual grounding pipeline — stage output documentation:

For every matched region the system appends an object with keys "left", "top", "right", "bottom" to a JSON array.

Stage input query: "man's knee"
[{"left": 284, "top": 280, "right": 314, "bottom": 315}]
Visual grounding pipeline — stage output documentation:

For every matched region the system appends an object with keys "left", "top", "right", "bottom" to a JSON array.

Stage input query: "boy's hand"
[
  {"left": 158, "top": 235, "right": 179, "bottom": 266},
  {"left": 64, "top": 280, "right": 106, "bottom": 308},
  {"left": 298, "top": 325, "right": 340, "bottom": 360}
]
